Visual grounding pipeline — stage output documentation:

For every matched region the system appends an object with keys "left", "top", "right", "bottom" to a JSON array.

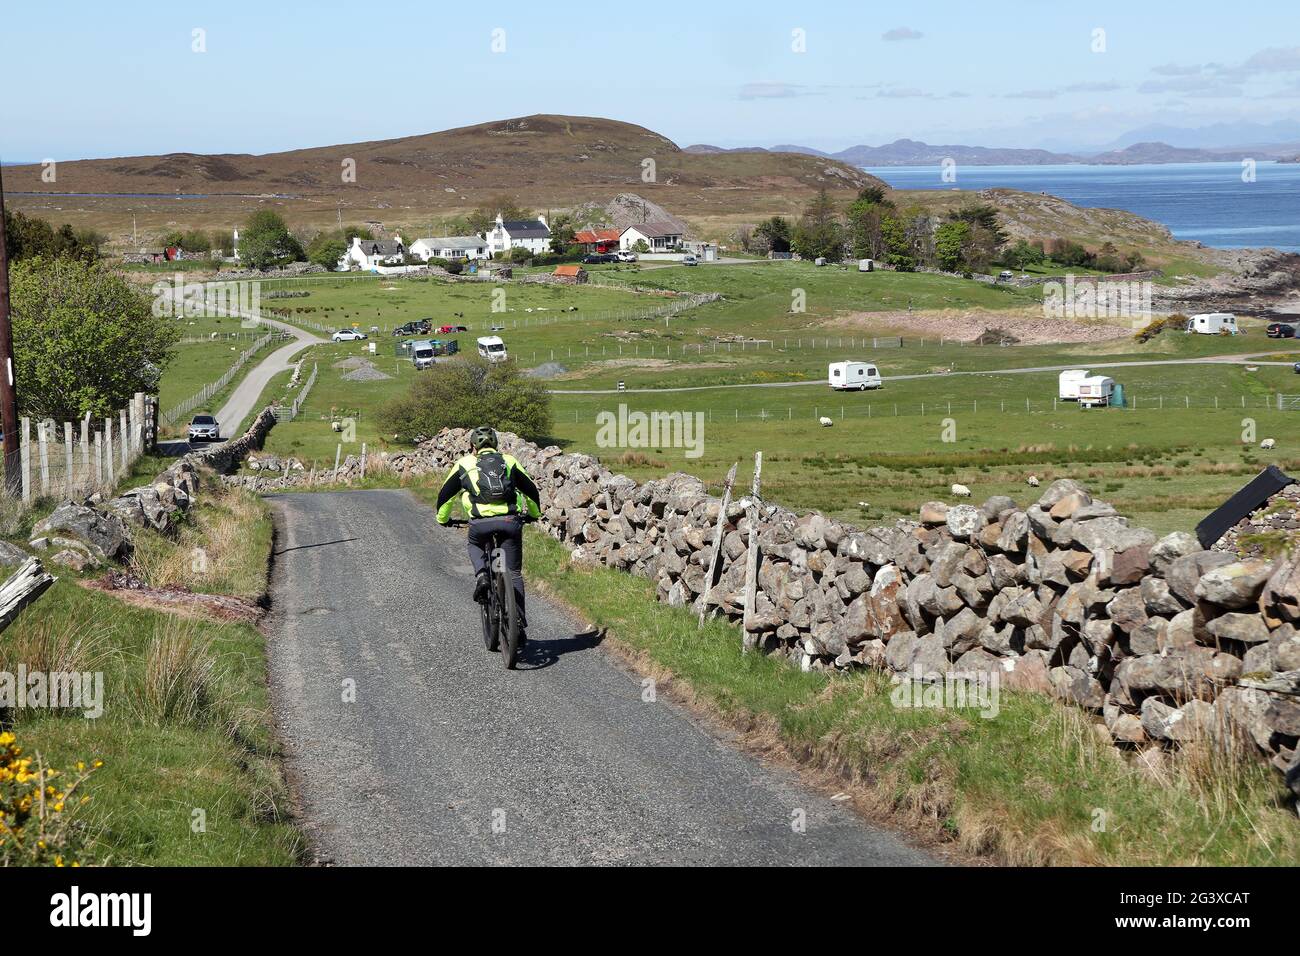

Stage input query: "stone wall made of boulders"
[{"left": 364, "top": 427, "right": 1300, "bottom": 798}]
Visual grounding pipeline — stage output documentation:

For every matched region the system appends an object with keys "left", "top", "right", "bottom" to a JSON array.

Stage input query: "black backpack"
[{"left": 472, "top": 452, "right": 515, "bottom": 507}]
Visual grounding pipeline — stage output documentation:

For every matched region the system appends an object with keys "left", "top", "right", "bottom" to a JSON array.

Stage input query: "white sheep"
[
  {"left": 1261, "top": 438, "right": 1276, "bottom": 450},
  {"left": 951, "top": 483, "right": 972, "bottom": 497},
  {"left": 1026, "top": 475, "right": 1040, "bottom": 487},
  {"left": 857, "top": 500, "right": 870, "bottom": 508},
  {"left": 819, "top": 416, "right": 834, "bottom": 427}
]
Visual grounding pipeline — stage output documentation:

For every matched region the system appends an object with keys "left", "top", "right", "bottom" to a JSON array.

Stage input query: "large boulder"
[
  {"left": 30, "top": 503, "right": 131, "bottom": 564},
  {"left": 1194, "top": 559, "right": 1274, "bottom": 610}
]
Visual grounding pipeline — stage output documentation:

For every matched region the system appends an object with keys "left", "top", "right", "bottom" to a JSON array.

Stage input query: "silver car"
[{"left": 188, "top": 414, "right": 220, "bottom": 442}]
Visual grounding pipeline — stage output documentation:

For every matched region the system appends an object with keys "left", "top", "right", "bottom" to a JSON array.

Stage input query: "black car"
[
  {"left": 1266, "top": 322, "right": 1297, "bottom": 338},
  {"left": 582, "top": 253, "right": 616, "bottom": 264},
  {"left": 393, "top": 320, "right": 432, "bottom": 336}
]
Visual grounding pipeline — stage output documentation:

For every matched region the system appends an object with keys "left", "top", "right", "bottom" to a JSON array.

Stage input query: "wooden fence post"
[
  {"left": 80, "top": 417, "right": 90, "bottom": 492},
  {"left": 119, "top": 408, "right": 128, "bottom": 472},
  {"left": 104, "top": 418, "right": 114, "bottom": 485},
  {"left": 64, "top": 422, "right": 73, "bottom": 499},
  {"left": 698, "top": 461, "right": 738, "bottom": 627},
  {"left": 37, "top": 421, "right": 49, "bottom": 497},
  {"left": 742, "top": 451, "right": 763, "bottom": 651},
  {"left": 19, "top": 417, "right": 30, "bottom": 502},
  {"left": 333, "top": 444, "right": 342, "bottom": 483}
]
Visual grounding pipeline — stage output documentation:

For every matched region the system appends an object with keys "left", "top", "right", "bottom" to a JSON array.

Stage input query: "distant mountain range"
[{"left": 683, "top": 138, "right": 1300, "bottom": 166}]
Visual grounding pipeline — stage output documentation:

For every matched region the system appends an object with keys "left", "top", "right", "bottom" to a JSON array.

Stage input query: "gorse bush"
[
  {"left": 379, "top": 356, "right": 553, "bottom": 442},
  {"left": 0, "top": 731, "right": 101, "bottom": 867}
]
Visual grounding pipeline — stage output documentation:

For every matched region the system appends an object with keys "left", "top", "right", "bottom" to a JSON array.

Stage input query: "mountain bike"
[{"left": 452, "top": 517, "right": 530, "bottom": 669}]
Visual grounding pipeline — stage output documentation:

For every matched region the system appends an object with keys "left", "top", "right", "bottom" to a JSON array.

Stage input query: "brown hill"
[{"left": 5, "top": 114, "right": 878, "bottom": 207}]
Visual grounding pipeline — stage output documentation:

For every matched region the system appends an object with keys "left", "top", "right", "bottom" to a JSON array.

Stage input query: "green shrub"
[{"left": 378, "top": 356, "right": 553, "bottom": 442}]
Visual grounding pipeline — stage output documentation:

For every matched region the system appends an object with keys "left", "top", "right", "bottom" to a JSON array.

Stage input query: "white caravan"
[
  {"left": 476, "top": 335, "right": 508, "bottom": 363},
  {"left": 1186, "top": 312, "right": 1238, "bottom": 335},
  {"left": 1076, "top": 375, "right": 1115, "bottom": 408},
  {"left": 828, "top": 361, "right": 883, "bottom": 391},
  {"left": 1059, "top": 369, "right": 1091, "bottom": 401}
]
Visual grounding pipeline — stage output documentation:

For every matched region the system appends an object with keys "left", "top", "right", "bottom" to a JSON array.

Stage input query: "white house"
[
  {"left": 483, "top": 214, "right": 550, "bottom": 256},
  {"left": 342, "top": 236, "right": 405, "bottom": 270},
  {"left": 409, "top": 236, "right": 490, "bottom": 262},
  {"left": 620, "top": 221, "right": 686, "bottom": 252}
]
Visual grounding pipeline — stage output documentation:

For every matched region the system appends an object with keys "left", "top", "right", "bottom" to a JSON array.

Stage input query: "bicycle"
[{"left": 450, "top": 516, "right": 530, "bottom": 669}]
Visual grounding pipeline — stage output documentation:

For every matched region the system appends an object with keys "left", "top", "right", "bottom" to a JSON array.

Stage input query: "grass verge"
[
  {"left": 523, "top": 529, "right": 1300, "bottom": 866},
  {"left": 0, "top": 480, "right": 302, "bottom": 866}
]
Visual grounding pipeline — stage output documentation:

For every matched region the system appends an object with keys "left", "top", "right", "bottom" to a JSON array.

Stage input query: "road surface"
[
  {"left": 265, "top": 489, "right": 938, "bottom": 866},
  {"left": 159, "top": 315, "right": 322, "bottom": 455},
  {"left": 550, "top": 350, "right": 1300, "bottom": 395}
]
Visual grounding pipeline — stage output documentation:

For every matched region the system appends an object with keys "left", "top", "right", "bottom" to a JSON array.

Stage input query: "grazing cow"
[
  {"left": 1261, "top": 438, "right": 1276, "bottom": 449},
  {"left": 1027, "top": 475, "right": 1040, "bottom": 487},
  {"left": 819, "top": 416, "right": 834, "bottom": 427},
  {"left": 951, "top": 483, "right": 972, "bottom": 497}
]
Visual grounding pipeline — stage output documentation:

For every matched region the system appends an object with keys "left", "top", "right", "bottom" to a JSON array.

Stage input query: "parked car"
[
  {"left": 582, "top": 253, "right": 617, "bottom": 264},
  {"left": 393, "top": 320, "right": 431, "bottom": 337},
  {"left": 438, "top": 324, "right": 468, "bottom": 334},
  {"left": 682, "top": 254, "right": 699, "bottom": 266},
  {"left": 616, "top": 250, "right": 638, "bottom": 262},
  {"left": 187, "top": 414, "right": 220, "bottom": 443},
  {"left": 997, "top": 270, "right": 1015, "bottom": 282},
  {"left": 332, "top": 328, "right": 367, "bottom": 342},
  {"left": 1267, "top": 322, "right": 1296, "bottom": 338}
]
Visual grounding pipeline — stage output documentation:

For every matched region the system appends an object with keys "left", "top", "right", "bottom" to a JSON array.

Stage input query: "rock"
[
  {"left": 30, "top": 503, "right": 131, "bottom": 564},
  {"left": 981, "top": 496, "right": 1016, "bottom": 520},
  {"left": 884, "top": 631, "right": 920, "bottom": 673},
  {"left": 1195, "top": 559, "right": 1274, "bottom": 609},
  {"left": 1150, "top": 531, "right": 1201, "bottom": 577},
  {"left": 1071, "top": 517, "right": 1155, "bottom": 555},
  {"left": 0, "top": 541, "right": 31, "bottom": 566},
  {"left": 1205, "top": 612, "right": 1271, "bottom": 645},
  {"left": 918, "top": 501, "right": 948, "bottom": 525},
  {"left": 1141, "top": 697, "right": 1191, "bottom": 742},
  {"left": 996, "top": 511, "right": 1029, "bottom": 552},
  {"left": 1139, "top": 576, "right": 1186, "bottom": 615},
  {"left": 1049, "top": 490, "right": 1092, "bottom": 519},
  {"left": 945, "top": 505, "right": 984, "bottom": 540},
  {"left": 1271, "top": 625, "right": 1300, "bottom": 672},
  {"left": 48, "top": 548, "right": 90, "bottom": 571},
  {"left": 1260, "top": 554, "right": 1300, "bottom": 626},
  {"left": 1106, "top": 588, "right": 1148, "bottom": 634},
  {"left": 1111, "top": 714, "right": 1146, "bottom": 744},
  {"left": 1166, "top": 550, "right": 1236, "bottom": 604},
  {"left": 1037, "top": 478, "right": 1087, "bottom": 509},
  {"left": 1049, "top": 665, "right": 1105, "bottom": 709}
]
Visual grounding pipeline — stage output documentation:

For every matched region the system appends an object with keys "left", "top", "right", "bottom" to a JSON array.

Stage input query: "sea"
[{"left": 862, "top": 161, "right": 1300, "bottom": 253}]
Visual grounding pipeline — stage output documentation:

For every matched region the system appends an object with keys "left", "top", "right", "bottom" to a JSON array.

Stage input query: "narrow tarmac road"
[{"left": 266, "top": 489, "right": 938, "bottom": 866}]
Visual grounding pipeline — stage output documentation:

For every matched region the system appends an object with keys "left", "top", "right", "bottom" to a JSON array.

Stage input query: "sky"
[{"left": 3, "top": 0, "right": 1300, "bottom": 161}]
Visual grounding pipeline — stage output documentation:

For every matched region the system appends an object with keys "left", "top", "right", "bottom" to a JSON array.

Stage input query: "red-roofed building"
[
  {"left": 573, "top": 228, "right": 622, "bottom": 254},
  {"left": 553, "top": 264, "right": 588, "bottom": 284}
]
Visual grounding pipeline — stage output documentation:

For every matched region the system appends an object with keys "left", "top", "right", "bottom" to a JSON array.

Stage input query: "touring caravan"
[
  {"left": 1187, "top": 312, "right": 1239, "bottom": 335},
  {"left": 1076, "top": 375, "right": 1115, "bottom": 408},
  {"left": 476, "top": 335, "right": 508, "bottom": 363},
  {"left": 828, "top": 361, "right": 883, "bottom": 391},
  {"left": 1059, "top": 369, "right": 1091, "bottom": 401}
]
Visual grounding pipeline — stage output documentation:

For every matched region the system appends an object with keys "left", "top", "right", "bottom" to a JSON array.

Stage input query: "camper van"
[
  {"left": 1059, "top": 369, "right": 1091, "bottom": 401},
  {"left": 1187, "top": 312, "right": 1239, "bottom": 335},
  {"left": 1076, "top": 375, "right": 1115, "bottom": 408},
  {"left": 828, "top": 361, "right": 883, "bottom": 391},
  {"left": 477, "top": 335, "right": 508, "bottom": 363},
  {"left": 409, "top": 340, "right": 436, "bottom": 370}
]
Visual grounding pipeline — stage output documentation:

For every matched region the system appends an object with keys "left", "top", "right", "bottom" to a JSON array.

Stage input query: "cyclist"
[{"left": 435, "top": 426, "right": 543, "bottom": 643}]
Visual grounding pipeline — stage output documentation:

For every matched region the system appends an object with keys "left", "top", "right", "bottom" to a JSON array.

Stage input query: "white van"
[
  {"left": 477, "top": 335, "right": 508, "bottom": 363},
  {"left": 828, "top": 361, "right": 882, "bottom": 391},
  {"left": 410, "top": 340, "right": 436, "bottom": 370},
  {"left": 1187, "top": 312, "right": 1238, "bottom": 335},
  {"left": 1059, "top": 369, "right": 1091, "bottom": 401},
  {"left": 1077, "top": 375, "right": 1115, "bottom": 408}
]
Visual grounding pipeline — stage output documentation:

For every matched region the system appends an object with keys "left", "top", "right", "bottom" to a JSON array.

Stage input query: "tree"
[
  {"left": 547, "top": 211, "right": 576, "bottom": 253},
  {"left": 631, "top": 238, "right": 650, "bottom": 254},
  {"left": 1001, "top": 239, "right": 1045, "bottom": 271},
  {"left": 238, "top": 211, "right": 304, "bottom": 269},
  {"left": 466, "top": 195, "right": 534, "bottom": 234},
  {"left": 306, "top": 230, "right": 348, "bottom": 270},
  {"left": 160, "top": 230, "right": 185, "bottom": 249},
  {"left": 753, "top": 216, "right": 791, "bottom": 254},
  {"left": 846, "top": 189, "right": 896, "bottom": 260},
  {"left": 9, "top": 257, "right": 179, "bottom": 421},
  {"left": 879, "top": 214, "right": 914, "bottom": 271},
  {"left": 180, "top": 229, "right": 211, "bottom": 253},
  {"left": 934, "top": 220, "right": 971, "bottom": 273},
  {"left": 791, "top": 189, "right": 845, "bottom": 262},
  {"left": 3, "top": 210, "right": 99, "bottom": 263},
  {"left": 378, "top": 356, "right": 552, "bottom": 443}
]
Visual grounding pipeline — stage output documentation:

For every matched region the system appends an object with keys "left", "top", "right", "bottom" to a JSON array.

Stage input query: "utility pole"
[{"left": 0, "top": 164, "right": 22, "bottom": 496}]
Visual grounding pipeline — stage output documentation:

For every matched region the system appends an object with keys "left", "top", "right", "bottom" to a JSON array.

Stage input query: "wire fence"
[
  {"left": 161, "top": 330, "right": 279, "bottom": 426},
  {"left": 13, "top": 394, "right": 156, "bottom": 503},
  {"left": 273, "top": 363, "right": 319, "bottom": 423}
]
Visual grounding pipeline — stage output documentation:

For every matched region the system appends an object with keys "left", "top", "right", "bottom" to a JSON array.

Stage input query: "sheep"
[
  {"left": 857, "top": 500, "right": 870, "bottom": 509},
  {"left": 951, "top": 483, "right": 972, "bottom": 497},
  {"left": 1026, "top": 475, "right": 1040, "bottom": 487},
  {"left": 819, "top": 416, "right": 834, "bottom": 427},
  {"left": 1261, "top": 438, "right": 1276, "bottom": 450}
]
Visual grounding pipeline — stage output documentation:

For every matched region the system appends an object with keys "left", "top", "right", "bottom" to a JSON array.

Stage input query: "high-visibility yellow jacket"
[{"left": 435, "top": 448, "right": 542, "bottom": 523}]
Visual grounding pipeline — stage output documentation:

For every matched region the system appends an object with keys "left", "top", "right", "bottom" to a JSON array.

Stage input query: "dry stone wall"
[{"left": 367, "top": 427, "right": 1299, "bottom": 797}]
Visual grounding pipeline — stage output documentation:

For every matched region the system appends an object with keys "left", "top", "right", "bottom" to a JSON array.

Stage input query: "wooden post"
[
  {"left": 698, "top": 461, "right": 738, "bottom": 627},
  {"left": 742, "top": 451, "right": 763, "bottom": 651},
  {"left": 37, "top": 421, "right": 49, "bottom": 496},
  {"left": 0, "top": 557, "right": 57, "bottom": 634},
  {"left": 360, "top": 442, "right": 367, "bottom": 480},
  {"left": 93, "top": 432, "right": 102, "bottom": 488},
  {"left": 63, "top": 421, "right": 73, "bottom": 499},
  {"left": 19, "top": 417, "right": 29, "bottom": 502},
  {"left": 104, "top": 417, "right": 114, "bottom": 485},
  {"left": 80, "top": 418, "right": 89, "bottom": 492},
  {"left": 119, "top": 408, "right": 128, "bottom": 472},
  {"left": 333, "top": 443, "right": 342, "bottom": 483}
]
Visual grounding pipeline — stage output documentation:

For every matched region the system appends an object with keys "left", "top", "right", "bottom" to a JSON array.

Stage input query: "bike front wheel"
[{"left": 480, "top": 590, "right": 499, "bottom": 652}]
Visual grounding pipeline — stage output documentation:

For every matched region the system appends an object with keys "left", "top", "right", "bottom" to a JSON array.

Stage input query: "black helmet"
[{"left": 470, "top": 426, "right": 498, "bottom": 451}]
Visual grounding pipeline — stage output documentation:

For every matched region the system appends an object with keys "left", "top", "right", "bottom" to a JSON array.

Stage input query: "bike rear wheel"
[
  {"left": 498, "top": 567, "right": 521, "bottom": 670},
  {"left": 480, "top": 582, "right": 499, "bottom": 652}
]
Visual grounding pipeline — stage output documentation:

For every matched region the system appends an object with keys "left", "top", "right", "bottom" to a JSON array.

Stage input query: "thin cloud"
[
  {"left": 1062, "top": 81, "right": 1122, "bottom": 93},
  {"left": 881, "top": 27, "right": 923, "bottom": 41},
  {"left": 877, "top": 87, "right": 931, "bottom": 98},
  {"left": 738, "top": 83, "right": 816, "bottom": 100},
  {"left": 1005, "top": 89, "right": 1059, "bottom": 100}
]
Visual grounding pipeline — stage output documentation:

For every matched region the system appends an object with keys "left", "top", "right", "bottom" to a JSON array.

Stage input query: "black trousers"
[{"left": 466, "top": 515, "right": 526, "bottom": 627}]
